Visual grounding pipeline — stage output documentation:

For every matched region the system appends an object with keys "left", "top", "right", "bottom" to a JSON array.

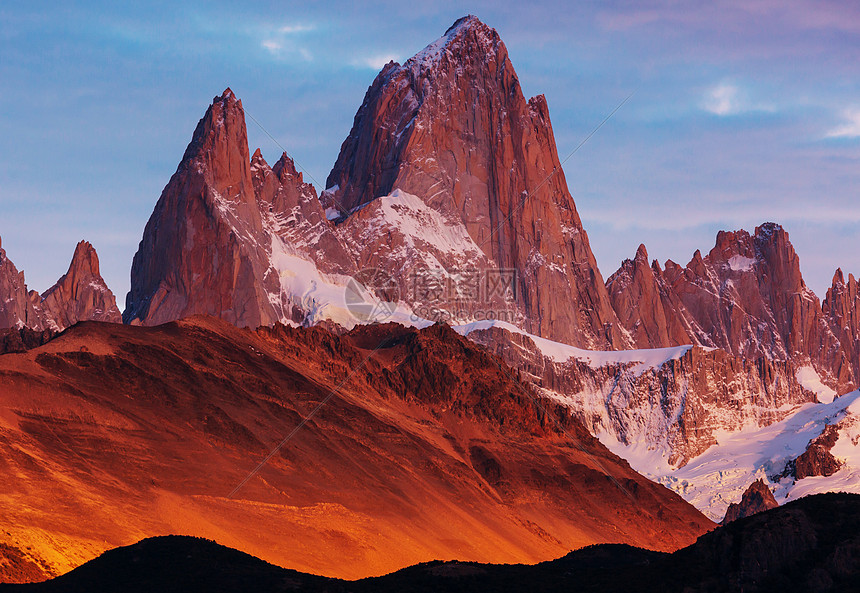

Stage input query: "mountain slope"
[{"left": 0, "top": 317, "right": 711, "bottom": 583}]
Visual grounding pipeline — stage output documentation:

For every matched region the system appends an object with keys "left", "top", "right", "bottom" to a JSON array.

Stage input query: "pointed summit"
[
  {"left": 124, "top": 89, "right": 273, "bottom": 327},
  {"left": 722, "top": 479, "right": 778, "bottom": 524},
  {"left": 405, "top": 15, "right": 501, "bottom": 73},
  {"left": 126, "top": 89, "right": 357, "bottom": 329},
  {"left": 833, "top": 268, "right": 845, "bottom": 287},
  {"left": 325, "top": 16, "right": 627, "bottom": 348},
  {"left": 69, "top": 240, "right": 100, "bottom": 276},
  {"left": 0, "top": 239, "right": 44, "bottom": 330},
  {"left": 178, "top": 88, "right": 252, "bottom": 197},
  {"left": 40, "top": 241, "right": 122, "bottom": 329}
]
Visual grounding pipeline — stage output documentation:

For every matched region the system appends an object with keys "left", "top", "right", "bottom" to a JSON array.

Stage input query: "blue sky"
[{"left": 2, "top": 0, "right": 859, "bottom": 304}]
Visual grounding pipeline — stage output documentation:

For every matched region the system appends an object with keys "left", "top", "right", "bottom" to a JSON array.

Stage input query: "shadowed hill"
[{"left": 5, "top": 494, "right": 859, "bottom": 592}]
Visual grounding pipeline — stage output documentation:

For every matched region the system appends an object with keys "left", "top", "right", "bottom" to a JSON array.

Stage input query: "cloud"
[
  {"left": 279, "top": 24, "right": 314, "bottom": 34},
  {"left": 353, "top": 54, "right": 400, "bottom": 69},
  {"left": 261, "top": 39, "right": 282, "bottom": 53},
  {"left": 700, "top": 82, "right": 776, "bottom": 116},
  {"left": 702, "top": 83, "right": 742, "bottom": 116},
  {"left": 825, "top": 109, "right": 860, "bottom": 138},
  {"left": 260, "top": 22, "right": 315, "bottom": 59},
  {"left": 261, "top": 39, "right": 313, "bottom": 61}
]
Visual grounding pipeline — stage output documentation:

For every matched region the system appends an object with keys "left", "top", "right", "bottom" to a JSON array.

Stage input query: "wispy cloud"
[
  {"left": 702, "top": 83, "right": 742, "bottom": 116},
  {"left": 352, "top": 54, "right": 400, "bottom": 69},
  {"left": 701, "top": 82, "right": 775, "bottom": 116},
  {"left": 279, "top": 24, "right": 314, "bottom": 34},
  {"left": 260, "top": 22, "right": 315, "bottom": 60},
  {"left": 261, "top": 39, "right": 282, "bottom": 53},
  {"left": 825, "top": 109, "right": 860, "bottom": 138}
]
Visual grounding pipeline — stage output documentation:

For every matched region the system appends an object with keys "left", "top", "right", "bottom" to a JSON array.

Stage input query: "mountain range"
[{"left": 2, "top": 13, "right": 860, "bottom": 587}]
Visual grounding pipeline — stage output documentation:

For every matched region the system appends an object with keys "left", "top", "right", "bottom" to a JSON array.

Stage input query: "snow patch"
[
  {"left": 727, "top": 255, "right": 756, "bottom": 272},
  {"left": 629, "top": 391, "right": 860, "bottom": 521},
  {"left": 796, "top": 365, "right": 837, "bottom": 404},
  {"left": 455, "top": 318, "right": 693, "bottom": 375}
]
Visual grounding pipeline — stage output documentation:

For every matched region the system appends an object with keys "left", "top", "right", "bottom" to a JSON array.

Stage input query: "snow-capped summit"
[{"left": 405, "top": 15, "right": 499, "bottom": 73}]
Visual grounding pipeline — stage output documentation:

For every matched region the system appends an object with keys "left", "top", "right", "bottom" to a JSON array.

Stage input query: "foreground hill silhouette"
[
  {"left": 5, "top": 493, "right": 859, "bottom": 592},
  {"left": 0, "top": 317, "right": 710, "bottom": 582}
]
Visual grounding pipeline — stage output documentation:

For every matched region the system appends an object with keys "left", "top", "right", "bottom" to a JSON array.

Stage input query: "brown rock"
[
  {"left": 722, "top": 479, "right": 779, "bottom": 523},
  {"left": 471, "top": 324, "right": 816, "bottom": 465},
  {"left": 606, "top": 244, "right": 690, "bottom": 348},
  {"left": 0, "top": 237, "right": 45, "bottom": 330},
  {"left": 786, "top": 424, "right": 843, "bottom": 479},
  {"left": 251, "top": 149, "right": 355, "bottom": 277},
  {"left": 325, "top": 16, "right": 627, "bottom": 349},
  {"left": 39, "top": 241, "right": 122, "bottom": 329},
  {"left": 124, "top": 89, "right": 279, "bottom": 328},
  {"left": 0, "top": 238, "right": 119, "bottom": 332},
  {"left": 823, "top": 269, "right": 860, "bottom": 388},
  {"left": 608, "top": 223, "right": 851, "bottom": 392}
]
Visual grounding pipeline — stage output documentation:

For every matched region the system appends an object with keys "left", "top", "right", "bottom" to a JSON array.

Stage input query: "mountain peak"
[
  {"left": 833, "top": 268, "right": 845, "bottom": 287},
  {"left": 722, "top": 479, "right": 778, "bottom": 523},
  {"left": 755, "top": 221, "right": 784, "bottom": 241},
  {"left": 325, "top": 14, "right": 626, "bottom": 348},
  {"left": 40, "top": 240, "right": 121, "bottom": 329},
  {"left": 272, "top": 152, "right": 301, "bottom": 182},
  {"left": 69, "top": 240, "right": 99, "bottom": 277},
  {"left": 406, "top": 15, "right": 501, "bottom": 72},
  {"left": 444, "top": 14, "right": 484, "bottom": 35}
]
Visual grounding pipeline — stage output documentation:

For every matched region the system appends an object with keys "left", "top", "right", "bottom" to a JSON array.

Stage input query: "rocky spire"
[
  {"left": 607, "top": 223, "right": 853, "bottom": 392},
  {"left": 124, "top": 89, "right": 275, "bottom": 327},
  {"left": 325, "top": 15, "right": 627, "bottom": 348},
  {"left": 722, "top": 479, "right": 778, "bottom": 523},
  {"left": 0, "top": 237, "right": 45, "bottom": 330},
  {"left": 40, "top": 241, "right": 122, "bottom": 328}
]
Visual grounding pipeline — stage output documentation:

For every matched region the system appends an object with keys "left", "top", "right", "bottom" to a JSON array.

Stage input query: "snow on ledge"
[
  {"left": 727, "top": 254, "right": 756, "bottom": 272},
  {"left": 796, "top": 365, "right": 837, "bottom": 404},
  {"left": 454, "top": 319, "right": 694, "bottom": 375}
]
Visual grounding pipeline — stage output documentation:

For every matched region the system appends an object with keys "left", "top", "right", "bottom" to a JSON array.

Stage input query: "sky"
[{"left": 1, "top": 0, "right": 859, "bottom": 304}]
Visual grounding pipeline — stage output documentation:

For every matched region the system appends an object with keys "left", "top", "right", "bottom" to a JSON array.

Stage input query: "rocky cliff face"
[
  {"left": 124, "top": 89, "right": 371, "bottom": 329},
  {"left": 124, "top": 89, "right": 278, "bottom": 328},
  {"left": 607, "top": 223, "right": 853, "bottom": 393},
  {"left": 785, "top": 423, "right": 844, "bottom": 480},
  {"left": 823, "top": 269, "right": 860, "bottom": 386},
  {"left": 325, "top": 15, "right": 626, "bottom": 349},
  {"left": 468, "top": 324, "right": 817, "bottom": 466},
  {"left": 40, "top": 241, "right": 122, "bottom": 328},
  {"left": 0, "top": 237, "right": 45, "bottom": 330},
  {"left": 0, "top": 237, "right": 120, "bottom": 332},
  {"left": 722, "top": 479, "right": 779, "bottom": 523}
]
